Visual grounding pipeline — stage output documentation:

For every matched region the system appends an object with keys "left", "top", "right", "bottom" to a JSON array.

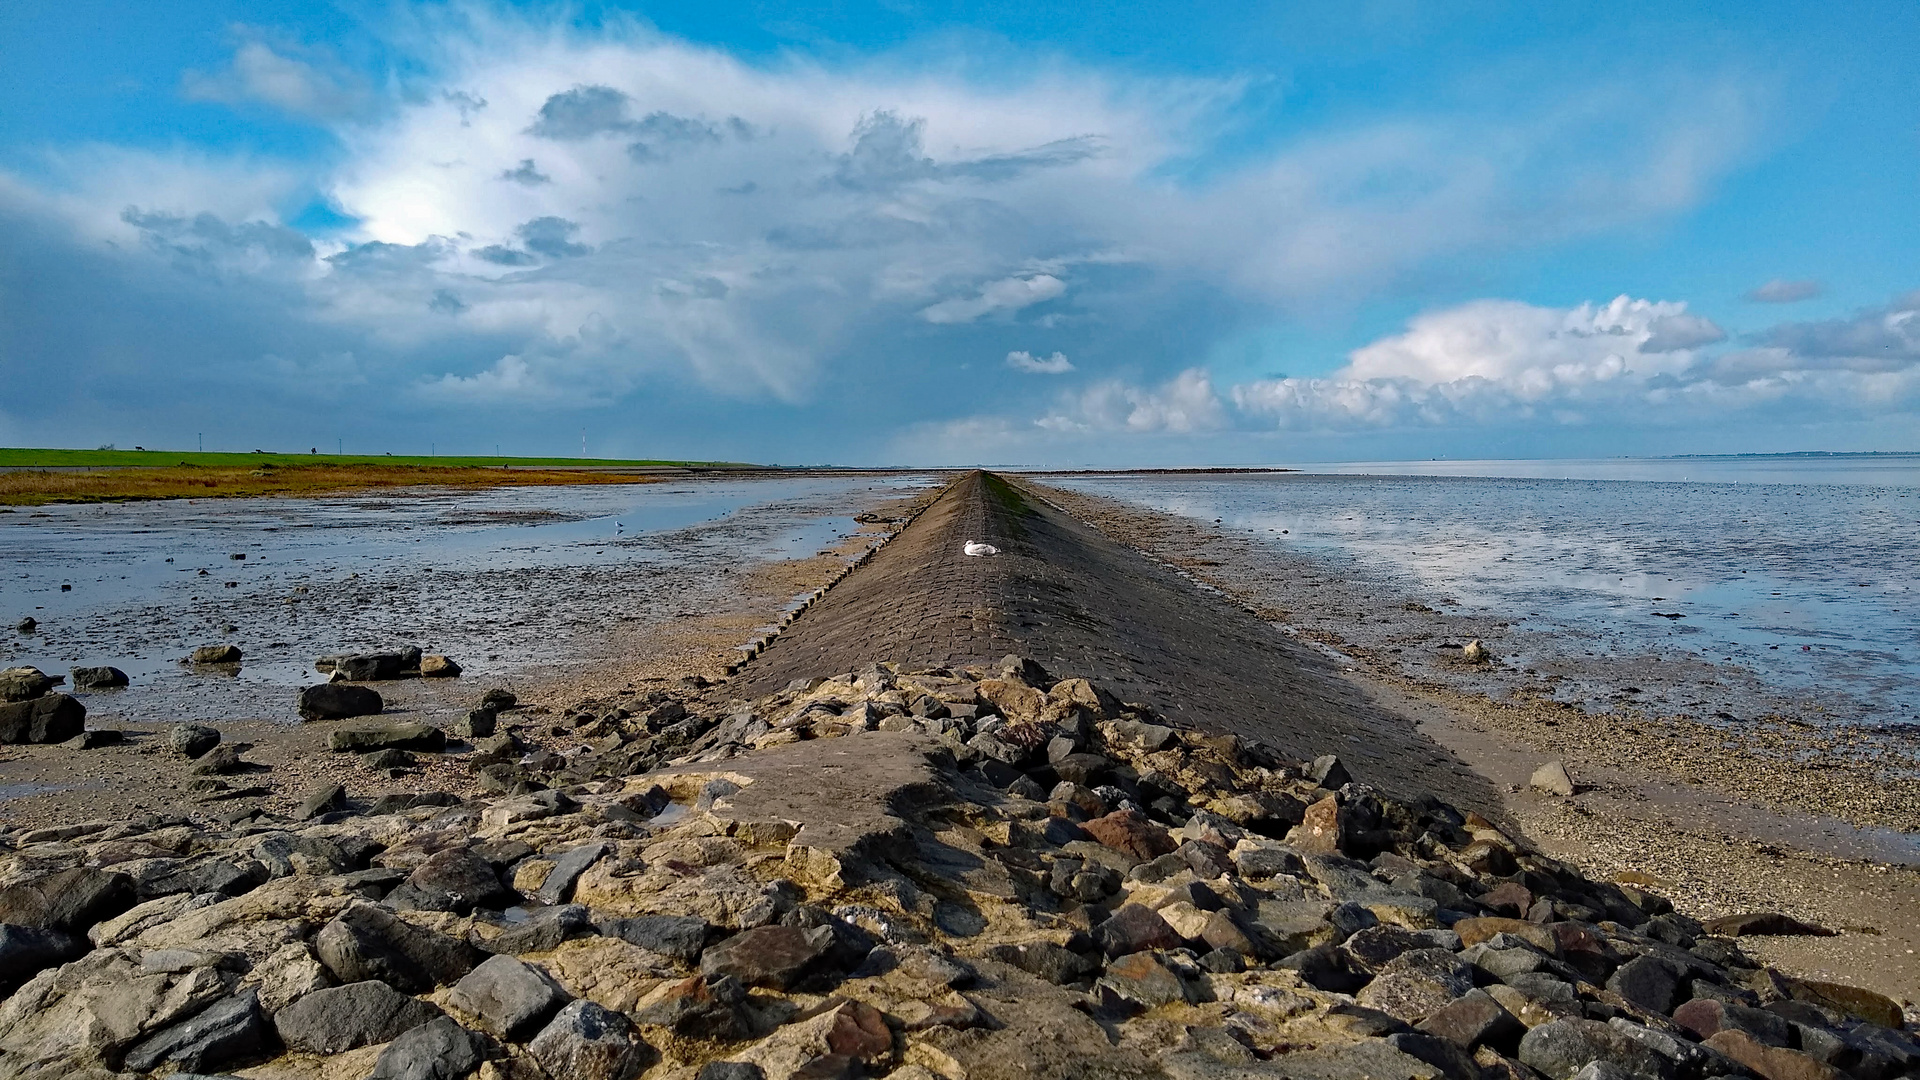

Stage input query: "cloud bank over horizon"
[{"left": 1, "top": 4, "right": 1915, "bottom": 465}]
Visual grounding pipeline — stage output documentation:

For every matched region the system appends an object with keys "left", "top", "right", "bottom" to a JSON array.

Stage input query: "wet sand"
[{"left": 1037, "top": 479, "right": 1920, "bottom": 1009}]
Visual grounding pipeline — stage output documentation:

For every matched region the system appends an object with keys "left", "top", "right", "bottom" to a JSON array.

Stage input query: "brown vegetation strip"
[{"left": 0, "top": 464, "right": 660, "bottom": 505}]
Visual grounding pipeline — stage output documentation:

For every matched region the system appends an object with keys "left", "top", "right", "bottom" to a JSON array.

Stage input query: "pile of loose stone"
[{"left": 1, "top": 657, "right": 1914, "bottom": 1080}]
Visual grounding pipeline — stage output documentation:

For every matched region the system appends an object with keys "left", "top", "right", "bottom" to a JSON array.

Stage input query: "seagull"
[{"left": 962, "top": 539, "right": 1000, "bottom": 557}]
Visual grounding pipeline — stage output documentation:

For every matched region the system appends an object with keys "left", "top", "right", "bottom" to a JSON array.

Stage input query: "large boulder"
[
  {"left": 0, "top": 866, "right": 136, "bottom": 933},
  {"left": 168, "top": 723, "right": 221, "bottom": 757},
  {"left": 384, "top": 847, "right": 515, "bottom": 914},
  {"left": 274, "top": 980, "right": 445, "bottom": 1054},
  {"left": 530, "top": 999, "right": 653, "bottom": 1080},
  {"left": 1519, "top": 1019, "right": 1672, "bottom": 1079},
  {"left": 70, "top": 665, "right": 130, "bottom": 689},
  {"left": 331, "top": 652, "right": 408, "bottom": 681},
  {"left": 366, "top": 1016, "right": 489, "bottom": 1080},
  {"left": 0, "top": 666, "right": 61, "bottom": 701},
  {"left": 0, "top": 692, "right": 87, "bottom": 743},
  {"left": 447, "top": 955, "right": 571, "bottom": 1040},
  {"left": 0, "top": 924, "right": 87, "bottom": 992},
  {"left": 191, "top": 644, "right": 243, "bottom": 664},
  {"left": 120, "top": 988, "right": 269, "bottom": 1075},
  {"left": 299, "top": 683, "right": 384, "bottom": 721},
  {"left": 700, "top": 925, "right": 834, "bottom": 990},
  {"left": 312, "top": 902, "right": 485, "bottom": 993}
]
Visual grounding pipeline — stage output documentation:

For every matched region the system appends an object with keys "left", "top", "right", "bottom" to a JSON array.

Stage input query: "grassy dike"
[{"left": 0, "top": 448, "right": 757, "bottom": 506}]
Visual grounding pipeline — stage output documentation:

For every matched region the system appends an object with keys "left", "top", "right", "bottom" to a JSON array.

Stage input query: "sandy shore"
[{"left": 1036, "top": 481, "right": 1920, "bottom": 1009}]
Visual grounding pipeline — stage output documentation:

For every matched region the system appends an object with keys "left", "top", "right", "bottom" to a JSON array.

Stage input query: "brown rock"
[
  {"left": 1706, "top": 1029, "right": 1842, "bottom": 1080},
  {"left": 1454, "top": 918, "right": 1557, "bottom": 953},
  {"left": 1081, "top": 810, "right": 1177, "bottom": 862},
  {"left": 1091, "top": 905, "right": 1184, "bottom": 957},
  {"left": 700, "top": 925, "right": 833, "bottom": 989},
  {"left": 1295, "top": 794, "right": 1346, "bottom": 855},
  {"left": 822, "top": 1000, "right": 892, "bottom": 1062},
  {"left": 976, "top": 679, "right": 1046, "bottom": 723},
  {"left": 1784, "top": 978, "right": 1905, "bottom": 1030},
  {"left": 1480, "top": 882, "right": 1533, "bottom": 919}
]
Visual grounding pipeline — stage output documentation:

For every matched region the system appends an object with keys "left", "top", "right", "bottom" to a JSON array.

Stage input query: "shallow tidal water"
[
  {"left": 1053, "top": 455, "right": 1920, "bottom": 730},
  {"left": 0, "top": 475, "right": 931, "bottom": 726}
]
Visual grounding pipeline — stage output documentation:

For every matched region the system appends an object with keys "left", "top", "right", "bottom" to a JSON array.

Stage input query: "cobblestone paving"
[{"left": 737, "top": 471, "right": 1502, "bottom": 810}]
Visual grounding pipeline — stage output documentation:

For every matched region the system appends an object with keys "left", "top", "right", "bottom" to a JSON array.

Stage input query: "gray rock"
[
  {"left": 70, "top": 665, "right": 130, "bottom": 689},
  {"left": 191, "top": 744, "right": 244, "bottom": 774},
  {"left": 984, "top": 942, "right": 1099, "bottom": 984},
  {"left": 700, "top": 924, "right": 833, "bottom": 990},
  {"left": 529, "top": 999, "right": 652, "bottom": 1080},
  {"left": 697, "top": 1064, "right": 766, "bottom": 1080},
  {"left": 1356, "top": 948, "right": 1475, "bottom": 1023},
  {"left": 139, "top": 857, "right": 267, "bottom": 900},
  {"left": 1416, "top": 988, "right": 1523, "bottom": 1052},
  {"left": 273, "top": 980, "right": 444, "bottom": 1054},
  {"left": 480, "top": 688, "right": 518, "bottom": 711},
  {"left": 494, "top": 904, "right": 594, "bottom": 954},
  {"left": 294, "top": 782, "right": 348, "bottom": 821},
  {"left": 0, "top": 665, "right": 59, "bottom": 701},
  {"left": 1518, "top": 1019, "right": 1673, "bottom": 1080},
  {"left": 1605, "top": 955, "right": 1680, "bottom": 1015},
  {"left": 121, "top": 989, "right": 267, "bottom": 1075},
  {"left": 170, "top": 723, "right": 222, "bottom": 757},
  {"left": 190, "top": 644, "right": 242, "bottom": 664},
  {"left": 447, "top": 954, "right": 571, "bottom": 1040},
  {"left": 1307, "top": 754, "right": 1352, "bottom": 789},
  {"left": 298, "top": 683, "right": 383, "bottom": 721},
  {"left": 360, "top": 748, "right": 417, "bottom": 769},
  {"left": 599, "top": 914, "right": 711, "bottom": 963},
  {"left": 0, "top": 865, "right": 135, "bottom": 932},
  {"left": 313, "top": 901, "right": 485, "bottom": 992},
  {"left": 366, "top": 1017, "right": 489, "bottom": 1080},
  {"left": 534, "top": 842, "right": 607, "bottom": 905},
  {"left": 331, "top": 652, "right": 408, "bottom": 681},
  {"left": 454, "top": 707, "right": 497, "bottom": 738},
  {"left": 1263, "top": 1039, "right": 1442, "bottom": 1079},
  {"left": 0, "top": 923, "right": 87, "bottom": 991},
  {"left": 385, "top": 846, "right": 515, "bottom": 914},
  {"left": 0, "top": 692, "right": 87, "bottom": 744},
  {"left": 1091, "top": 904, "right": 1184, "bottom": 957}
]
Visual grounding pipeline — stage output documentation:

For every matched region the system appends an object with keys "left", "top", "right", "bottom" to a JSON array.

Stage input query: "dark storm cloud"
[
  {"left": 499, "top": 158, "right": 551, "bottom": 185},
  {"left": 527, "top": 85, "right": 637, "bottom": 139},
  {"left": 516, "top": 216, "right": 590, "bottom": 259}
]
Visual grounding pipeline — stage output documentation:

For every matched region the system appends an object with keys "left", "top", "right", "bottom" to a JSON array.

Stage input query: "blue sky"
[{"left": 1, "top": 1, "right": 1915, "bottom": 465}]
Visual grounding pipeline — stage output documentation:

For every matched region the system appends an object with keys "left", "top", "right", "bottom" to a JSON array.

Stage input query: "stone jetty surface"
[{"left": 0, "top": 471, "right": 1911, "bottom": 1080}]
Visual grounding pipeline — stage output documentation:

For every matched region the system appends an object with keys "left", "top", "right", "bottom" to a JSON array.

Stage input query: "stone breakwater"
[{"left": 1, "top": 657, "right": 1914, "bottom": 1080}]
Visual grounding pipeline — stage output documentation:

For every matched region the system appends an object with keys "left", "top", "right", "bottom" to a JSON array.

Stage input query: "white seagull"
[{"left": 962, "top": 539, "right": 1000, "bottom": 557}]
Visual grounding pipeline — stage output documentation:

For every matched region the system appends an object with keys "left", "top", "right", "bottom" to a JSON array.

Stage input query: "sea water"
[{"left": 1053, "top": 455, "right": 1920, "bottom": 727}]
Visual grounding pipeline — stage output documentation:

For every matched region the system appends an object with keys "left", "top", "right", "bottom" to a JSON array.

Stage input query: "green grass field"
[{"left": 0, "top": 447, "right": 748, "bottom": 469}]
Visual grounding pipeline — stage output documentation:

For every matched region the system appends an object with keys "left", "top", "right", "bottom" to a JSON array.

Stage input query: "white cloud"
[
  {"left": 920, "top": 275, "right": 1067, "bottom": 324},
  {"left": 1006, "top": 349, "right": 1074, "bottom": 374},
  {"left": 1041, "top": 369, "right": 1226, "bottom": 433},
  {"left": 1745, "top": 278, "right": 1823, "bottom": 303},
  {"left": 183, "top": 37, "right": 370, "bottom": 120}
]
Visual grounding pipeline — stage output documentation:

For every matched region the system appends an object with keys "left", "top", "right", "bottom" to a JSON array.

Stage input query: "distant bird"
[{"left": 962, "top": 540, "right": 1000, "bottom": 557}]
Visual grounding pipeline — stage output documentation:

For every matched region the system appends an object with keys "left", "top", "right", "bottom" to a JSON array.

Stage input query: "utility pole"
[
  {"left": 581, "top": 428, "right": 586, "bottom": 458},
  {"left": 198, "top": 433, "right": 203, "bottom": 452}
]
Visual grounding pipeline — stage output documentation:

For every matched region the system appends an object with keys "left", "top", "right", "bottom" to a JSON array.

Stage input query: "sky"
[{"left": 1, "top": 1, "right": 1916, "bottom": 466}]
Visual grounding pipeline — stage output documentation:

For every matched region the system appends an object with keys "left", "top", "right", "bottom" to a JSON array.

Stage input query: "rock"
[
  {"left": 600, "top": 914, "right": 711, "bottom": 963},
  {"left": 191, "top": 744, "right": 245, "bottom": 774},
  {"left": 1081, "top": 809, "right": 1177, "bottom": 862},
  {"left": 1356, "top": 948, "right": 1476, "bottom": 1023},
  {"left": 1417, "top": 989, "right": 1524, "bottom": 1052},
  {"left": 1605, "top": 956, "right": 1679, "bottom": 1015},
  {"left": 1295, "top": 793, "right": 1346, "bottom": 854},
  {"left": 70, "top": 665, "right": 130, "bottom": 689},
  {"left": 1673, "top": 998, "right": 1793, "bottom": 1046},
  {"left": 71, "top": 728, "right": 124, "bottom": 748},
  {"left": 1462, "top": 640, "right": 1491, "bottom": 663},
  {"left": 529, "top": 999, "right": 653, "bottom": 1080},
  {"left": 986, "top": 941, "right": 1099, "bottom": 984},
  {"left": 1705, "top": 1029, "right": 1842, "bottom": 1080},
  {"left": 1307, "top": 754, "right": 1351, "bottom": 789},
  {"left": 0, "top": 866, "right": 136, "bottom": 932},
  {"left": 977, "top": 678, "right": 1046, "bottom": 723},
  {"left": 298, "top": 682, "right": 384, "bottom": 721},
  {"left": 329, "top": 722, "right": 443, "bottom": 752},
  {"left": 448, "top": 954, "right": 572, "bottom": 1040},
  {"left": 121, "top": 988, "right": 268, "bottom": 1075},
  {"left": 1098, "top": 951, "right": 1191, "bottom": 1011},
  {"left": 481, "top": 688, "right": 518, "bottom": 711},
  {"left": 1701, "top": 912, "right": 1836, "bottom": 937},
  {"left": 273, "top": 980, "right": 445, "bottom": 1054},
  {"left": 1529, "top": 761, "right": 1575, "bottom": 797},
  {"left": 1092, "top": 904, "right": 1185, "bottom": 957},
  {"left": 0, "top": 692, "right": 87, "bottom": 743},
  {"left": 313, "top": 901, "right": 486, "bottom": 992},
  {"left": 420, "top": 654, "right": 462, "bottom": 677},
  {"left": 361, "top": 748, "right": 416, "bottom": 769},
  {"left": 700, "top": 924, "right": 834, "bottom": 989},
  {"left": 455, "top": 707, "right": 497, "bottom": 738},
  {"left": 191, "top": 644, "right": 243, "bottom": 664},
  {"left": 0, "top": 665, "right": 59, "bottom": 701},
  {"left": 535, "top": 842, "right": 608, "bottom": 905},
  {"left": 366, "top": 1016, "right": 490, "bottom": 1080},
  {"left": 386, "top": 846, "right": 515, "bottom": 914},
  {"left": 635, "top": 973, "right": 756, "bottom": 1038},
  {"left": 495, "top": 904, "right": 593, "bottom": 954},
  {"left": 333, "top": 652, "right": 408, "bottom": 681},
  {"left": 1106, "top": 719, "right": 1176, "bottom": 752},
  {"left": 1518, "top": 1019, "right": 1672, "bottom": 1080},
  {"left": 14, "top": 617, "right": 34, "bottom": 633},
  {"left": 482, "top": 789, "right": 578, "bottom": 827},
  {"left": 169, "top": 723, "right": 222, "bottom": 757},
  {"left": 699, "top": 1064, "right": 766, "bottom": 1080},
  {"left": 1782, "top": 978, "right": 1906, "bottom": 1029},
  {"left": 295, "top": 782, "right": 348, "bottom": 821},
  {"left": 0, "top": 924, "right": 87, "bottom": 991}
]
